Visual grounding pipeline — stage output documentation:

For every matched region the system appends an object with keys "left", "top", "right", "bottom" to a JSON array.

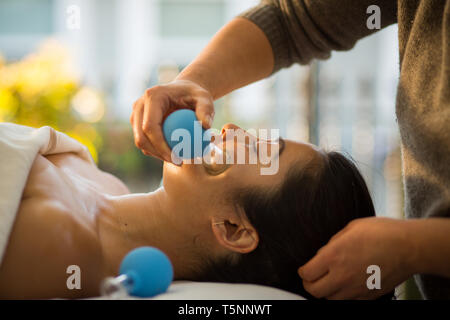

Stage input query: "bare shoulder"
[
  {"left": 0, "top": 197, "right": 103, "bottom": 299},
  {"left": 0, "top": 152, "right": 124, "bottom": 299},
  {"left": 45, "top": 152, "right": 130, "bottom": 196}
]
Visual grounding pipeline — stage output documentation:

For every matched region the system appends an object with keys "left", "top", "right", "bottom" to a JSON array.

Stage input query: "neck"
[{"left": 99, "top": 187, "right": 200, "bottom": 280}]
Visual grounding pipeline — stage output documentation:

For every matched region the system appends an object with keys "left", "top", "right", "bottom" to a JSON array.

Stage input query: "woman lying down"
[{"left": 0, "top": 122, "right": 393, "bottom": 299}]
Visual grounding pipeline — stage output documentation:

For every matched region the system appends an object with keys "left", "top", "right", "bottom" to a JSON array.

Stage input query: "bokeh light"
[{"left": 71, "top": 87, "right": 105, "bottom": 123}]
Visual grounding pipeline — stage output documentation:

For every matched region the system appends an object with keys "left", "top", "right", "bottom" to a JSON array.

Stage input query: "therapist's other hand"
[
  {"left": 130, "top": 79, "right": 214, "bottom": 162},
  {"left": 297, "top": 217, "right": 414, "bottom": 300}
]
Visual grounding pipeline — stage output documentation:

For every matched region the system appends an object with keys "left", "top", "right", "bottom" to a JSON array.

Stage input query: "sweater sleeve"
[{"left": 238, "top": 0, "right": 397, "bottom": 74}]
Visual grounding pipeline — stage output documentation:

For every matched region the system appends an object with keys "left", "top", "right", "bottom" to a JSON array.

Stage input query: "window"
[
  {"left": 0, "top": 0, "right": 54, "bottom": 35},
  {"left": 159, "top": 0, "right": 225, "bottom": 37}
]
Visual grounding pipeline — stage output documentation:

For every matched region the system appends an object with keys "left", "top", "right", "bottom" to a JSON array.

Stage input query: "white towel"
[{"left": 0, "top": 123, "right": 94, "bottom": 264}]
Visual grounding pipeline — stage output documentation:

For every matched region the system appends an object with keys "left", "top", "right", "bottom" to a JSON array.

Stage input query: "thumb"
[{"left": 195, "top": 97, "right": 214, "bottom": 129}]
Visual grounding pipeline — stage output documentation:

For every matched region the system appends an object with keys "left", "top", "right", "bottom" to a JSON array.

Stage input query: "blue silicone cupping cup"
[
  {"left": 162, "top": 109, "right": 212, "bottom": 159},
  {"left": 119, "top": 246, "right": 173, "bottom": 297}
]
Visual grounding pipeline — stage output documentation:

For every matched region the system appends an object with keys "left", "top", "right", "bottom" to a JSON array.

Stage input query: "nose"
[{"left": 221, "top": 123, "right": 241, "bottom": 134}]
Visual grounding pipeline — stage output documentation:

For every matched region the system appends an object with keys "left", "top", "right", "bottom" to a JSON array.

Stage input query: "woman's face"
[{"left": 162, "top": 123, "right": 323, "bottom": 220}]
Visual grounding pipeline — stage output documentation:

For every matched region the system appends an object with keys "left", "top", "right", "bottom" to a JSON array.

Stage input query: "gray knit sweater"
[{"left": 239, "top": 0, "right": 450, "bottom": 299}]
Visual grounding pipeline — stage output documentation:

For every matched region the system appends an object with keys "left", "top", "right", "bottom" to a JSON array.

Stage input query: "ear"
[{"left": 211, "top": 215, "right": 259, "bottom": 254}]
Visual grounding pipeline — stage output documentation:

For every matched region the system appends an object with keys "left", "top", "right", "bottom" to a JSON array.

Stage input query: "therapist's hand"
[
  {"left": 130, "top": 79, "right": 215, "bottom": 162},
  {"left": 297, "top": 217, "right": 415, "bottom": 300}
]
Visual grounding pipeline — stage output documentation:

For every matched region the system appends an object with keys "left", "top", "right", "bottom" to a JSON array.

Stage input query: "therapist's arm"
[
  {"left": 407, "top": 218, "right": 450, "bottom": 278},
  {"left": 130, "top": 17, "right": 273, "bottom": 162},
  {"left": 176, "top": 17, "right": 274, "bottom": 100}
]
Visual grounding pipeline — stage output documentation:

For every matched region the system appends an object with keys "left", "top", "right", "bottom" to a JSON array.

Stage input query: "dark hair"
[{"left": 196, "top": 150, "right": 394, "bottom": 300}]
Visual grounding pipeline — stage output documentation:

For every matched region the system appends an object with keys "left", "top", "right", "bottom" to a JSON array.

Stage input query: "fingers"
[
  {"left": 298, "top": 224, "right": 352, "bottom": 281},
  {"left": 194, "top": 95, "right": 215, "bottom": 129},
  {"left": 298, "top": 248, "right": 330, "bottom": 282},
  {"left": 132, "top": 100, "right": 165, "bottom": 161},
  {"left": 131, "top": 80, "right": 215, "bottom": 163},
  {"left": 142, "top": 92, "right": 173, "bottom": 163},
  {"left": 302, "top": 273, "right": 340, "bottom": 299}
]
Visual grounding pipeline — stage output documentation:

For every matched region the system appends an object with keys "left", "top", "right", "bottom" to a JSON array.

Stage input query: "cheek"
[
  {"left": 223, "top": 164, "right": 262, "bottom": 189},
  {"left": 163, "top": 162, "right": 229, "bottom": 204},
  {"left": 227, "top": 163, "right": 286, "bottom": 190}
]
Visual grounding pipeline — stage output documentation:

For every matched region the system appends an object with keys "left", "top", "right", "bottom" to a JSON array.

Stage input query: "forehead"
[{"left": 282, "top": 139, "right": 322, "bottom": 168}]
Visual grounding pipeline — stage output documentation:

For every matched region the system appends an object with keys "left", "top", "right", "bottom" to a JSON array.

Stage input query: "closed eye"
[{"left": 253, "top": 137, "right": 285, "bottom": 156}]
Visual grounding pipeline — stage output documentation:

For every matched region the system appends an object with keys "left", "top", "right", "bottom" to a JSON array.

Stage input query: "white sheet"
[
  {"left": 94, "top": 281, "right": 305, "bottom": 300},
  {"left": 0, "top": 123, "right": 94, "bottom": 264}
]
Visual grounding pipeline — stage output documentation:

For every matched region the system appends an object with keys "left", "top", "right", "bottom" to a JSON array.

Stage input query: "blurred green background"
[{"left": 0, "top": 40, "right": 163, "bottom": 191}]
